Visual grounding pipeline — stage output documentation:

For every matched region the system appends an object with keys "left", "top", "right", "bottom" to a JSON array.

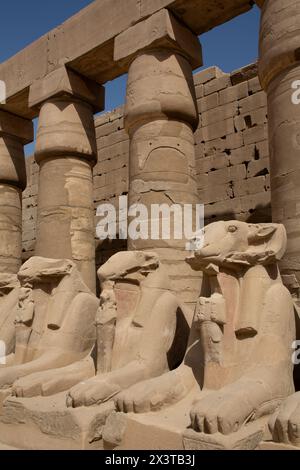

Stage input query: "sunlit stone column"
[
  {"left": 0, "top": 111, "right": 33, "bottom": 273},
  {"left": 115, "top": 9, "right": 203, "bottom": 305},
  {"left": 256, "top": 0, "right": 300, "bottom": 293},
  {"left": 29, "top": 67, "right": 104, "bottom": 292}
]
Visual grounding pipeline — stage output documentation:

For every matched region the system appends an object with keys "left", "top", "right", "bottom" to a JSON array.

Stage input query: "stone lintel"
[
  {"left": 114, "top": 9, "right": 202, "bottom": 70},
  {"left": 29, "top": 66, "right": 105, "bottom": 112},
  {"left": 0, "top": 110, "right": 33, "bottom": 144}
]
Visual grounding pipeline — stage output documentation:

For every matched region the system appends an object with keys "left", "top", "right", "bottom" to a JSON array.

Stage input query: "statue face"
[
  {"left": 18, "top": 257, "right": 73, "bottom": 285},
  {"left": 187, "top": 221, "right": 286, "bottom": 270},
  {"left": 187, "top": 221, "right": 249, "bottom": 268},
  {"left": 98, "top": 251, "right": 159, "bottom": 283}
]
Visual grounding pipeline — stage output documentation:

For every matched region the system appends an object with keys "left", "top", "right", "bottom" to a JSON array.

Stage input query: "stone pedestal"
[
  {"left": 29, "top": 67, "right": 104, "bottom": 292},
  {"left": 0, "top": 393, "right": 114, "bottom": 450}
]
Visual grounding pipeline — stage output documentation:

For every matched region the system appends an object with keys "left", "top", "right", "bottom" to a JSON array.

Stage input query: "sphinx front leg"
[
  {"left": 12, "top": 356, "right": 95, "bottom": 398},
  {"left": 269, "top": 392, "right": 300, "bottom": 446},
  {"left": 190, "top": 366, "right": 287, "bottom": 435},
  {"left": 66, "top": 360, "right": 149, "bottom": 408},
  {"left": 0, "top": 349, "right": 80, "bottom": 390},
  {"left": 115, "top": 365, "right": 195, "bottom": 413}
]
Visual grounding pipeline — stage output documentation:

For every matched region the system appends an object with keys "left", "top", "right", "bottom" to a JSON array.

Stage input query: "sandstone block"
[
  {"left": 233, "top": 176, "right": 267, "bottom": 197},
  {"left": 95, "top": 118, "right": 124, "bottom": 139},
  {"left": 202, "top": 118, "right": 235, "bottom": 141},
  {"left": 219, "top": 81, "right": 249, "bottom": 105},
  {"left": 229, "top": 144, "right": 255, "bottom": 166},
  {"left": 0, "top": 110, "right": 33, "bottom": 144},
  {"left": 255, "top": 140, "right": 269, "bottom": 158},
  {"left": 243, "top": 124, "right": 268, "bottom": 145},
  {"left": 114, "top": 9, "right": 202, "bottom": 69},
  {"left": 247, "top": 157, "right": 270, "bottom": 178},
  {"left": 197, "top": 92, "right": 219, "bottom": 113},
  {"left": 196, "top": 154, "right": 229, "bottom": 174},
  {"left": 195, "top": 84, "right": 204, "bottom": 100},
  {"left": 29, "top": 66, "right": 104, "bottom": 112},
  {"left": 248, "top": 76, "right": 262, "bottom": 94},
  {"left": 230, "top": 63, "right": 258, "bottom": 85},
  {"left": 239, "top": 91, "right": 267, "bottom": 114},
  {"left": 199, "top": 182, "right": 233, "bottom": 204},
  {"left": 193, "top": 66, "right": 224, "bottom": 86},
  {"left": 204, "top": 75, "right": 231, "bottom": 96},
  {"left": 202, "top": 102, "right": 238, "bottom": 126}
]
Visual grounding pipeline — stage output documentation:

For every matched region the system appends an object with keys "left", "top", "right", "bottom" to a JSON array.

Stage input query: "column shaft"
[
  {"left": 123, "top": 45, "right": 201, "bottom": 304},
  {"left": 35, "top": 97, "right": 98, "bottom": 292},
  {"left": 258, "top": 0, "right": 300, "bottom": 289}
]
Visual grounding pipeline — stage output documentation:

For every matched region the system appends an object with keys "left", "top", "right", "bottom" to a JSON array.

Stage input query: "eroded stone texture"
[
  {"left": 110, "top": 221, "right": 295, "bottom": 449},
  {"left": 32, "top": 67, "right": 104, "bottom": 292}
]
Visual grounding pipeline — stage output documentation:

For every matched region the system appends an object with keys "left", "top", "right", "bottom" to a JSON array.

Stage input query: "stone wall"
[
  {"left": 22, "top": 63, "right": 271, "bottom": 269},
  {"left": 195, "top": 63, "right": 270, "bottom": 225}
]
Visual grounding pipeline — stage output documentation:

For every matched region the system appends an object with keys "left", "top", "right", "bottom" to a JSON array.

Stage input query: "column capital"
[
  {"left": 258, "top": 0, "right": 300, "bottom": 89},
  {"left": 0, "top": 110, "right": 33, "bottom": 144},
  {"left": 29, "top": 66, "right": 105, "bottom": 113},
  {"left": 114, "top": 8, "right": 202, "bottom": 70}
]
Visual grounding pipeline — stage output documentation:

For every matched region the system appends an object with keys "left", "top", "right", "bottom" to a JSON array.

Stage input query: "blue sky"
[{"left": 0, "top": 1, "right": 260, "bottom": 155}]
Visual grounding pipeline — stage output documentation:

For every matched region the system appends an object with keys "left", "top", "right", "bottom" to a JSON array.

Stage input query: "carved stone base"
[
  {"left": 183, "top": 426, "right": 264, "bottom": 450},
  {"left": 0, "top": 393, "right": 114, "bottom": 450},
  {"left": 258, "top": 441, "right": 300, "bottom": 450},
  {"left": 102, "top": 392, "right": 267, "bottom": 450}
]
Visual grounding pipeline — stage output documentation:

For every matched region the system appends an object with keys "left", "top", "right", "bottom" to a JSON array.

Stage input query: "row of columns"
[{"left": 1, "top": 3, "right": 300, "bottom": 297}]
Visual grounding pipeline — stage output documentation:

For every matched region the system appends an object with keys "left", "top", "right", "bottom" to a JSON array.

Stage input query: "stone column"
[
  {"left": 114, "top": 10, "right": 203, "bottom": 305},
  {"left": 29, "top": 67, "right": 104, "bottom": 292},
  {"left": 256, "top": 0, "right": 300, "bottom": 293},
  {"left": 0, "top": 111, "right": 33, "bottom": 273}
]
